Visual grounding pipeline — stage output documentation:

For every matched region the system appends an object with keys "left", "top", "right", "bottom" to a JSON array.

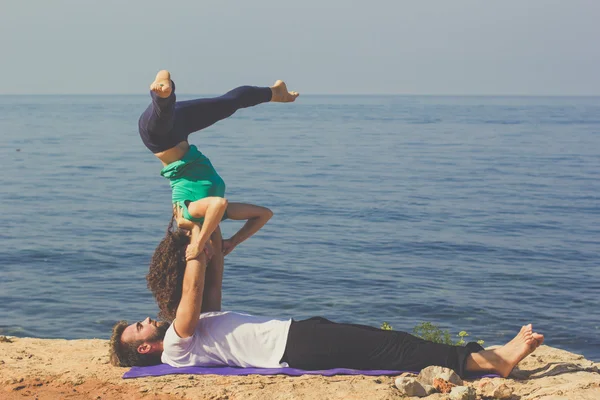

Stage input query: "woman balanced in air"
[{"left": 139, "top": 70, "right": 299, "bottom": 313}]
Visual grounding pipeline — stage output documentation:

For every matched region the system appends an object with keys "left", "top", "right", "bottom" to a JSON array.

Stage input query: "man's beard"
[{"left": 148, "top": 322, "right": 170, "bottom": 342}]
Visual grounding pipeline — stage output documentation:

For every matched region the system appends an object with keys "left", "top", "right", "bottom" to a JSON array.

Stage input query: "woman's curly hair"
[{"left": 146, "top": 215, "right": 190, "bottom": 321}]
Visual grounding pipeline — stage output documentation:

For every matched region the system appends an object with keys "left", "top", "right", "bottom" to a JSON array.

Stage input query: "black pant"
[
  {"left": 138, "top": 81, "right": 272, "bottom": 153},
  {"left": 281, "top": 317, "right": 484, "bottom": 377}
]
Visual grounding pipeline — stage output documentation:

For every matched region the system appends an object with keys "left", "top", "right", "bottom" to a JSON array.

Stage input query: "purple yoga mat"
[
  {"left": 123, "top": 364, "right": 411, "bottom": 379},
  {"left": 123, "top": 364, "right": 500, "bottom": 379}
]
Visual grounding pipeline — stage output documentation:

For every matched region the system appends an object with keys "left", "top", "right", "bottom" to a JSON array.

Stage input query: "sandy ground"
[{"left": 1, "top": 336, "right": 599, "bottom": 400}]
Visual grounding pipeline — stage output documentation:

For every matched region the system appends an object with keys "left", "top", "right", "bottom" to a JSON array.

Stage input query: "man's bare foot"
[
  {"left": 270, "top": 80, "right": 299, "bottom": 102},
  {"left": 491, "top": 324, "right": 544, "bottom": 377},
  {"left": 150, "top": 70, "right": 172, "bottom": 98}
]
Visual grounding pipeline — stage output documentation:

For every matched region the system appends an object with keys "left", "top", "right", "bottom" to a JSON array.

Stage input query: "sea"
[{"left": 1, "top": 94, "right": 599, "bottom": 361}]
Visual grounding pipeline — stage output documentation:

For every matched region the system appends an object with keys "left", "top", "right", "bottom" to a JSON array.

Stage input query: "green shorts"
[{"left": 160, "top": 145, "right": 227, "bottom": 223}]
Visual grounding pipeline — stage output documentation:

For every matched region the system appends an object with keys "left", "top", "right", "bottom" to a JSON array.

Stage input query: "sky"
[{"left": 1, "top": 0, "right": 599, "bottom": 95}]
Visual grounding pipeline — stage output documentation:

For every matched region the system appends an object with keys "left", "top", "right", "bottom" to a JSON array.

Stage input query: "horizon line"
[{"left": 1, "top": 93, "right": 600, "bottom": 97}]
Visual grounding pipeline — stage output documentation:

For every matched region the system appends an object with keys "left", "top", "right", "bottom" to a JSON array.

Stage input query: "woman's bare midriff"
[{"left": 154, "top": 141, "right": 190, "bottom": 166}]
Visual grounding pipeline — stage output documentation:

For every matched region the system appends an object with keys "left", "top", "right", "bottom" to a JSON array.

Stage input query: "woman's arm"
[
  {"left": 221, "top": 202, "right": 273, "bottom": 256},
  {"left": 176, "top": 197, "right": 227, "bottom": 260}
]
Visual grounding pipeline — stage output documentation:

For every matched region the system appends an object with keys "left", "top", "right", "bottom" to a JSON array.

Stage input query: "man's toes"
[
  {"left": 519, "top": 325, "right": 528, "bottom": 335},
  {"left": 525, "top": 336, "right": 536, "bottom": 345}
]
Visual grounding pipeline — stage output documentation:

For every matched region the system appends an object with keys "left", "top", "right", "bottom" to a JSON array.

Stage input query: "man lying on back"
[{"left": 110, "top": 228, "right": 543, "bottom": 378}]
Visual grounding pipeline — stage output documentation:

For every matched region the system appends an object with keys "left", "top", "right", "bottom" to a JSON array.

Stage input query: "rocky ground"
[{"left": 1, "top": 336, "right": 598, "bottom": 400}]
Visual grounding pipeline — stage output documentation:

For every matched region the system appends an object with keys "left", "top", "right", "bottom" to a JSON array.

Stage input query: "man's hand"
[
  {"left": 186, "top": 243, "right": 201, "bottom": 261},
  {"left": 222, "top": 239, "right": 237, "bottom": 257}
]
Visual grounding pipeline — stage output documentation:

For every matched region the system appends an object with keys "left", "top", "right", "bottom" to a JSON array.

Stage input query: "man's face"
[{"left": 121, "top": 317, "right": 169, "bottom": 345}]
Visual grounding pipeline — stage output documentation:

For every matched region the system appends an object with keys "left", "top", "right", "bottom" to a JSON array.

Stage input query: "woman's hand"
[
  {"left": 222, "top": 239, "right": 237, "bottom": 257},
  {"left": 174, "top": 204, "right": 195, "bottom": 231},
  {"left": 203, "top": 241, "right": 215, "bottom": 260},
  {"left": 220, "top": 203, "right": 273, "bottom": 256}
]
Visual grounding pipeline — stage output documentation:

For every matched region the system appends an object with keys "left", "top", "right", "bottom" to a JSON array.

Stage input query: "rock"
[
  {"left": 418, "top": 366, "right": 463, "bottom": 386},
  {"left": 422, "top": 384, "right": 437, "bottom": 395},
  {"left": 399, "top": 371, "right": 418, "bottom": 378},
  {"left": 449, "top": 386, "right": 476, "bottom": 400},
  {"left": 477, "top": 379, "right": 514, "bottom": 399},
  {"left": 71, "top": 377, "right": 84, "bottom": 386},
  {"left": 492, "top": 383, "right": 513, "bottom": 399},
  {"left": 433, "top": 377, "right": 457, "bottom": 394},
  {"left": 477, "top": 379, "right": 495, "bottom": 396},
  {"left": 395, "top": 377, "right": 428, "bottom": 397}
]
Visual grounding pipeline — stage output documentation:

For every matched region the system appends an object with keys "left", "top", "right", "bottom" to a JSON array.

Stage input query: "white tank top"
[{"left": 161, "top": 311, "right": 292, "bottom": 368}]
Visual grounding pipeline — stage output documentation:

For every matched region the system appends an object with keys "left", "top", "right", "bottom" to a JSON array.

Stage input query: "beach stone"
[
  {"left": 422, "top": 384, "right": 437, "bottom": 395},
  {"left": 394, "top": 377, "right": 428, "bottom": 397},
  {"left": 492, "top": 383, "right": 513, "bottom": 399},
  {"left": 418, "top": 366, "right": 463, "bottom": 386},
  {"left": 399, "top": 371, "right": 418, "bottom": 378},
  {"left": 477, "top": 380, "right": 513, "bottom": 399},
  {"left": 71, "top": 377, "right": 85, "bottom": 386},
  {"left": 449, "top": 386, "right": 476, "bottom": 400},
  {"left": 477, "top": 379, "right": 494, "bottom": 395},
  {"left": 433, "top": 377, "right": 457, "bottom": 394}
]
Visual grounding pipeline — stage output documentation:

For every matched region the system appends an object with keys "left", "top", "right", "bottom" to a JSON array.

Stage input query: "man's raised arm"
[{"left": 173, "top": 225, "right": 207, "bottom": 338}]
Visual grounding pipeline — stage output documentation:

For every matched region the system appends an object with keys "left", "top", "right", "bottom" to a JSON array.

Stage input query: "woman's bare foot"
[
  {"left": 270, "top": 80, "right": 299, "bottom": 102},
  {"left": 466, "top": 324, "right": 544, "bottom": 378},
  {"left": 150, "top": 70, "right": 173, "bottom": 98}
]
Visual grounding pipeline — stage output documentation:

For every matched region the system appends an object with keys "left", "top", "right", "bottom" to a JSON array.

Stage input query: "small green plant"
[
  {"left": 381, "top": 322, "right": 393, "bottom": 331},
  {"left": 412, "top": 322, "right": 454, "bottom": 345},
  {"left": 456, "top": 330, "right": 485, "bottom": 346},
  {"left": 456, "top": 330, "right": 469, "bottom": 346},
  {"left": 382, "top": 322, "right": 485, "bottom": 346}
]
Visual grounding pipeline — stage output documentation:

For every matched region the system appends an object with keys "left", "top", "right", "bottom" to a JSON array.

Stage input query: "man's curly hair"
[
  {"left": 146, "top": 216, "right": 190, "bottom": 321},
  {"left": 109, "top": 320, "right": 162, "bottom": 367}
]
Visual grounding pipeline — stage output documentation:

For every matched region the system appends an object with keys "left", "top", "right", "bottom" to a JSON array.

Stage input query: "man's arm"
[{"left": 173, "top": 227, "right": 208, "bottom": 338}]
